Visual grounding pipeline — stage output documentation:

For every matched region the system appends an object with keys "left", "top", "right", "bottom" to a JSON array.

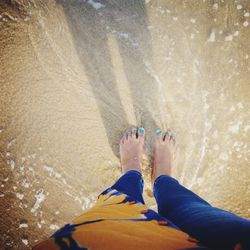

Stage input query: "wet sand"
[{"left": 0, "top": 0, "right": 250, "bottom": 249}]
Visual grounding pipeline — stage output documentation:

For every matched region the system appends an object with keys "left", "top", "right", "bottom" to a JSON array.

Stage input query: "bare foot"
[
  {"left": 120, "top": 127, "right": 145, "bottom": 173},
  {"left": 152, "top": 130, "right": 176, "bottom": 182}
]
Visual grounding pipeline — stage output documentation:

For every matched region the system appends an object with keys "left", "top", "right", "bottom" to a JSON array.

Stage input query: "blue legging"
[{"left": 108, "top": 170, "right": 250, "bottom": 250}]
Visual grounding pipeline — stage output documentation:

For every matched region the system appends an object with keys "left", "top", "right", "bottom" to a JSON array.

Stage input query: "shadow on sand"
[{"left": 57, "top": 0, "right": 160, "bottom": 156}]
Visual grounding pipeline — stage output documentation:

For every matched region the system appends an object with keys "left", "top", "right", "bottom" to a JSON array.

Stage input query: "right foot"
[
  {"left": 119, "top": 127, "right": 145, "bottom": 174},
  {"left": 152, "top": 130, "right": 177, "bottom": 182}
]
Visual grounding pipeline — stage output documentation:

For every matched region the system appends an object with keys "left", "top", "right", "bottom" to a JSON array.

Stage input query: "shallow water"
[{"left": 0, "top": 0, "right": 250, "bottom": 248}]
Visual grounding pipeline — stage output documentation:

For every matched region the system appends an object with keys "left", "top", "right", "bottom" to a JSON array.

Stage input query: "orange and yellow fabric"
[{"left": 33, "top": 188, "right": 204, "bottom": 250}]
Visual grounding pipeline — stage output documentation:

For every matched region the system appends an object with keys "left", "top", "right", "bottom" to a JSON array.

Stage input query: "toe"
[
  {"left": 163, "top": 131, "right": 170, "bottom": 141},
  {"left": 127, "top": 131, "right": 132, "bottom": 141},
  {"left": 121, "top": 135, "right": 126, "bottom": 144},
  {"left": 120, "top": 137, "right": 124, "bottom": 144},
  {"left": 120, "top": 131, "right": 126, "bottom": 144},
  {"left": 138, "top": 127, "right": 145, "bottom": 142},
  {"left": 155, "top": 129, "right": 162, "bottom": 141},
  {"left": 131, "top": 127, "right": 137, "bottom": 139},
  {"left": 124, "top": 132, "right": 128, "bottom": 141},
  {"left": 170, "top": 132, "right": 176, "bottom": 144}
]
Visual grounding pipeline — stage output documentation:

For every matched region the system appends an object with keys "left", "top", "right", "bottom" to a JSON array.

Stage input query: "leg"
[
  {"left": 102, "top": 169, "right": 145, "bottom": 204},
  {"left": 152, "top": 130, "right": 250, "bottom": 250},
  {"left": 102, "top": 127, "right": 146, "bottom": 204},
  {"left": 154, "top": 175, "right": 250, "bottom": 250}
]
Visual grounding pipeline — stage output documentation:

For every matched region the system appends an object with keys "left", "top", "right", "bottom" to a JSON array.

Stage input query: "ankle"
[
  {"left": 154, "top": 170, "right": 170, "bottom": 180},
  {"left": 121, "top": 160, "right": 142, "bottom": 173},
  {"left": 152, "top": 164, "right": 172, "bottom": 182}
]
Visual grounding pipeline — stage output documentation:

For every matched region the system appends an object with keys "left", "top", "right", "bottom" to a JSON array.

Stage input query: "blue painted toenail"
[
  {"left": 139, "top": 127, "right": 144, "bottom": 133},
  {"left": 156, "top": 129, "right": 161, "bottom": 135},
  {"left": 133, "top": 128, "right": 137, "bottom": 133}
]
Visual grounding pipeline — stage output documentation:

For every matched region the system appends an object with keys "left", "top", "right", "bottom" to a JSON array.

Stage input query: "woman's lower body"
[
  {"left": 107, "top": 169, "right": 250, "bottom": 250},
  {"left": 33, "top": 127, "right": 250, "bottom": 250}
]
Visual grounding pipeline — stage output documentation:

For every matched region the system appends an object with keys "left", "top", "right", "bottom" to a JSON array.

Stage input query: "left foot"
[{"left": 120, "top": 127, "right": 145, "bottom": 173}]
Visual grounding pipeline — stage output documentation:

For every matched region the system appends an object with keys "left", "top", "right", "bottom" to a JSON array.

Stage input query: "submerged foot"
[
  {"left": 120, "top": 127, "right": 145, "bottom": 173},
  {"left": 152, "top": 130, "right": 177, "bottom": 182}
]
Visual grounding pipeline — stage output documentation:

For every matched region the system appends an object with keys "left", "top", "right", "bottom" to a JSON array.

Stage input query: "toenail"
[
  {"left": 133, "top": 128, "right": 137, "bottom": 133},
  {"left": 156, "top": 129, "right": 161, "bottom": 135},
  {"left": 139, "top": 127, "right": 144, "bottom": 133}
]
